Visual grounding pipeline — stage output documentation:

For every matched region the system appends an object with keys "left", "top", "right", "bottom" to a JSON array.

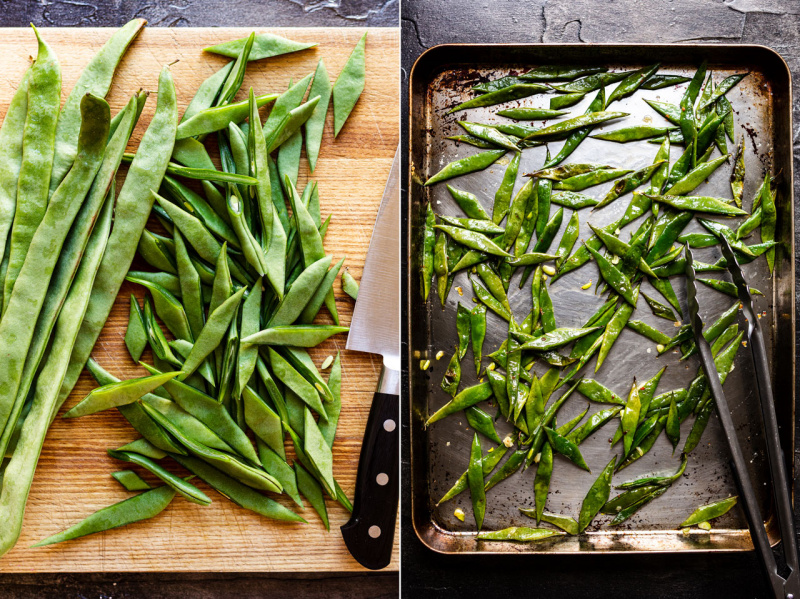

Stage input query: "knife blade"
[
  {"left": 346, "top": 146, "right": 401, "bottom": 371},
  {"left": 340, "top": 147, "right": 400, "bottom": 570}
]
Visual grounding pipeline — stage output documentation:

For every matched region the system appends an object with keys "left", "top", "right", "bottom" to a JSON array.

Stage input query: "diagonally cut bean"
[
  {"left": 267, "top": 348, "right": 327, "bottom": 419},
  {"left": 180, "top": 62, "right": 233, "bottom": 124},
  {"left": 268, "top": 96, "right": 321, "bottom": 153},
  {"left": 64, "top": 372, "right": 181, "bottom": 419},
  {"left": 181, "top": 287, "right": 246, "bottom": 379},
  {"left": 280, "top": 347, "right": 335, "bottom": 405},
  {"left": 249, "top": 90, "right": 286, "bottom": 297},
  {"left": 162, "top": 175, "right": 238, "bottom": 248},
  {"left": 332, "top": 32, "right": 367, "bottom": 137},
  {"left": 305, "top": 59, "right": 332, "bottom": 172},
  {"left": 318, "top": 352, "right": 342, "bottom": 448},
  {"left": 125, "top": 295, "right": 148, "bottom": 362},
  {"left": 171, "top": 453, "right": 304, "bottom": 523},
  {"left": 236, "top": 282, "right": 262, "bottom": 398},
  {"left": 215, "top": 32, "right": 255, "bottom": 107},
  {"left": 31, "top": 486, "right": 177, "bottom": 548},
  {"left": 126, "top": 276, "right": 192, "bottom": 342},
  {"left": 140, "top": 363, "right": 259, "bottom": 465},
  {"left": 153, "top": 192, "right": 248, "bottom": 284},
  {"left": 299, "top": 257, "right": 345, "bottom": 324},
  {"left": 176, "top": 93, "right": 277, "bottom": 139},
  {"left": 112, "top": 470, "right": 151, "bottom": 492},
  {"left": 204, "top": 33, "right": 317, "bottom": 61},
  {"left": 295, "top": 462, "right": 329, "bottom": 530},
  {"left": 107, "top": 449, "right": 211, "bottom": 506},
  {"left": 141, "top": 401, "right": 280, "bottom": 493},
  {"left": 303, "top": 407, "right": 336, "bottom": 494},
  {"left": 263, "top": 74, "right": 313, "bottom": 140},
  {"left": 227, "top": 185, "right": 267, "bottom": 275},
  {"left": 278, "top": 118, "right": 303, "bottom": 191},
  {"left": 142, "top": 394, "right": 231, "bottom": 452},
  {"left": 174, "top": 230, "right": 205, "bottom": 341},
  {"left": 244, "top": 325, "right": 349, "bottom": 347},
  {"left": 269, "top": 256, "right": 331, "bottom": 326}
]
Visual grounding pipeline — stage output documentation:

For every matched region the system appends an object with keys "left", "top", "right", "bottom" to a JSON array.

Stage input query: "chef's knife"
[{"left": 340, "top": 147, "right": 400, "bottom": 570}]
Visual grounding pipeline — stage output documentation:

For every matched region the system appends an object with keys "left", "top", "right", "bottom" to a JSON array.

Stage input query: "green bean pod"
[
  {"left": 680, "top": 496, "right": 738, "bottom": 527},
  {"left": 578, "top": 456, "right": 616, "bottom": 532},
  {"left": 425, "top": 150, "right": 506, "bottom": 186},
  {"left": 449, "top": 84, "right": 550, "bottom": 113},
  {"left": 32, "top": 485, "right": 177, "bottom": 548},
  {"left": 425, "top": 381, "right": 492, "bottom": 427},
  {"left": 3, "top": 26, "right": 62, "bottom": 308},
  {"left": 533, "top": 441, "right": 553, "bottom": 521}
]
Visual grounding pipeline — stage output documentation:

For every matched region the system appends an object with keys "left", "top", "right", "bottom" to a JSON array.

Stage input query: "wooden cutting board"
[{"left": 0, "top": 26, "right": 399, "bottom": 573}]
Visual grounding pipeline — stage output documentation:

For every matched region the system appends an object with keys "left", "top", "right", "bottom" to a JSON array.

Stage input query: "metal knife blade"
[
  {"left": 340, "top": 147, "right": 400, "bottom": 571},
  {"left": 346, "top": 146, "right": 401, "bottom": 375}
]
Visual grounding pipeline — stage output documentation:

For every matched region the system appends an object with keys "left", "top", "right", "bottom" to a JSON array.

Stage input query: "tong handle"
[
  {"left": 748, "top": 318, "right": 800, "bottom": 595},
  {"left": 695, "top": 334, "right": 781, "bottom": 595},
  {"left": 716, "top": 237, "right": 800, "bottom": 595}
]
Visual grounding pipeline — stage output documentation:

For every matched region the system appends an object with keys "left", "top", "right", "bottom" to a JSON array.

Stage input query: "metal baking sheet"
[{"left": 407, "top": 44, "right": 794, "bottom": 554}]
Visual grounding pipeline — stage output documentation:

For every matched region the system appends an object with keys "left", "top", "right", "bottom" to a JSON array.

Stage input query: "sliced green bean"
[
  {"left": 64, "top": 372, "right": 181, "bottom": 419},
  {"left": 448, "top": 84, "right": 550, "bottom": 113},
  {"left": 141, "top": 401, "right": 279, "bottom": 493},
  {"left": 592, "top": 126, "right": 675, "bottom": 143},
  {"left": 205, "top": 33, "right": 316, "bottom": 60},
  {"left": 108, "top": 449, "right": 210, "bottom": 506},
  {"left": 332, "top": 32, "right": 366, "bottom": 136},
  {"left": 176, "top": 94, "right": 278, "bottom": 140},
  {"left": 181, "top": 286, "right": 246, "bottom": 378},
  {"left": 680, "top": 496, "right": 738, "bottom": 527},
  {"left": 111, "top": 470, "right": 151, "bottom": 492},
  {"left": 32, "top": 485, "right": 177, "bottom": 548},
  {"left": 305, "top": 59, "right": 332, "bottom": 172},
  {"left": 476, "top": 527, "right": 564, "bottom": 543},
  {"left": 578, "top": 456, "right": 616, "bottom": 532},
  {"left": 125, "top": 296, "right": 148, "bottom": 362},
  {"left": 523, "top": 112, "right": 628, "bottom": 140},
  {"left": 606, "top": 64, "right": 659, "bottom": 106},
  {"left": 426, "top": 150, "right": 507, "bottom": 186}
]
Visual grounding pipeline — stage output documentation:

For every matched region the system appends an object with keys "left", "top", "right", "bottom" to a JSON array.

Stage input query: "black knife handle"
[{"left": 340, "top": 390, "right": 399, "bottom": 570}]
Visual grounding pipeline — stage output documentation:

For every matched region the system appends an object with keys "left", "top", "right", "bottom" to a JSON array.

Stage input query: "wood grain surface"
[{"left": 0, "top": 25, "right": 399, "bottom": 573}]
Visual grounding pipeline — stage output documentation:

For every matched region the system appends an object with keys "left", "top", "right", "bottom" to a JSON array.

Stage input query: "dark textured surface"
[
  {"left": 0, "top": 0, "right": 398, "bottom": 27},
  {"left": 0, "top": 2, "right": 397, "bottom": 598},
  {"left": 0, "top": 573, "right": 398, "bottom": 598},
  {"left": 401, "top": 1, "right": 799, "bottom": 597}
]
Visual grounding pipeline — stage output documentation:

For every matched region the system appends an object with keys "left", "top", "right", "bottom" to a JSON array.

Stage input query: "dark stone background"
[
  {"left": 401, "top": 1, "right": 800, "bottom": 598},
  {"left": 0, "top": 3, "right": 398, "bottom": 598}
]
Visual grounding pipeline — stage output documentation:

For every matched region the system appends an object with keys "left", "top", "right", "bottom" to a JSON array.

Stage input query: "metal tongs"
[{"left": 685, "top": 238, "right": 799, "bottom": 599}]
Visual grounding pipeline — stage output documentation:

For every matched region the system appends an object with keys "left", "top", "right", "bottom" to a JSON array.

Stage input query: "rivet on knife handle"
[{"left": 340, "top": 390, "right": 399, "bottom": 570}]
